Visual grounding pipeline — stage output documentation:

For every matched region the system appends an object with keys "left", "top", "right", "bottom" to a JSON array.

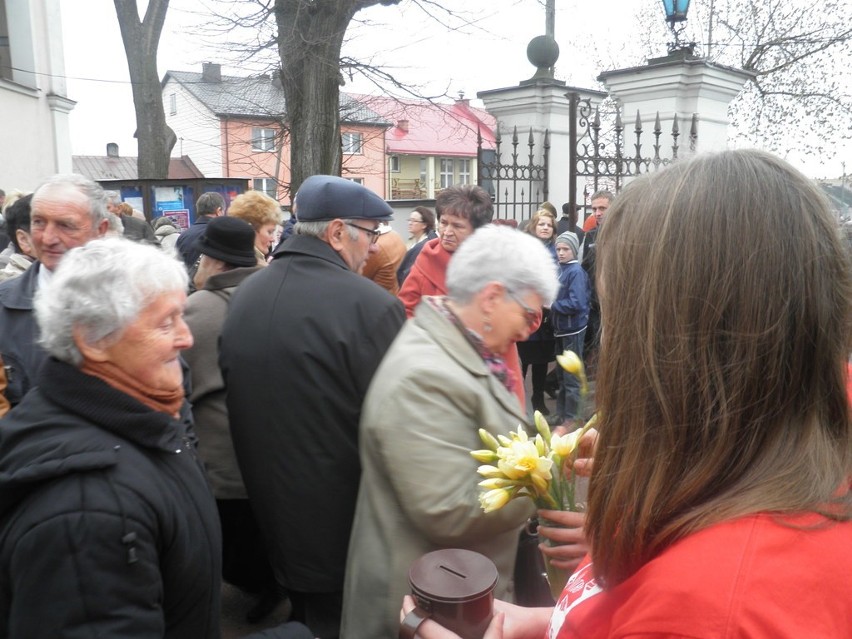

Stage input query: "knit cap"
[{"left": 555, "top": 231, "right": 580, "bottom": 258}]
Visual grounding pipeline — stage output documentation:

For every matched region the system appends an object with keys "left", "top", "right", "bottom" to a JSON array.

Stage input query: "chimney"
[
  {"left": 201, "top": 62, "right": 221, "bottom": 83},
  {"left": 106, "top": 143, "right": 119, "bottom": 157},
  {"left": 397, "top": 119, "right": 409, "bottom": 133}
]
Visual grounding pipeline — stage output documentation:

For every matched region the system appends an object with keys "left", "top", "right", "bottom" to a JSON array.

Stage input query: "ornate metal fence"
[
  {"left": 476, "top": 93, "right": 698, "bottom": 221},
  {"left": 567, "top": 92, "right": 698, "bottom": 211},
  {"left": 477, "top": 126, "right": 550, "bottom": 222}
]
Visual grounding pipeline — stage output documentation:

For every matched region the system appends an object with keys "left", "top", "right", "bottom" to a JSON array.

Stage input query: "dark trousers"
[
  {"left": 523, "top": 362, "right": 549, "bottom": 401},
  {"left": 289, "top": 590, "right": 343, "bottom": 639},
  {"left": 583, "top": 307, "right": 600, "bottom": 372},
  {"left": 556, "top": 329, "right": 586, "bottom": 420},
  {"left": 217, "top": 499, "right": 278, "bottom": 594},
  {"left": 519, "top": 339, "right": 555, "bottom": 402}
]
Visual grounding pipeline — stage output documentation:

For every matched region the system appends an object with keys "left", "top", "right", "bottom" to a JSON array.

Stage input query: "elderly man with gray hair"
[
  {"left": 220, "top": 175, "right": 406, "bottom": 638},
  {"left": 0, "top": 173, "right": 109, "bottom": 406}
]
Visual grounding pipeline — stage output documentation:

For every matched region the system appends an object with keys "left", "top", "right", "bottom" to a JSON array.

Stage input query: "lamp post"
[{"left": 661, "top": 0, "right": 694, "bottom": 55}]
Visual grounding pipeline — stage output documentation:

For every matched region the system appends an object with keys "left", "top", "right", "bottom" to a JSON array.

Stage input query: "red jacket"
[
  {"left": 398, "top": 238, "right": 450, "bottom": 318},
  {"left": 397, "top": 238, "right": 527, "bottom": 406}
]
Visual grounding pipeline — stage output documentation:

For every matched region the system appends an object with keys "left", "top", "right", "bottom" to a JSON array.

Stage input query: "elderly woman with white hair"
[
  {"left": 0, "top": 238, "right": 224, "bottom": 636},
  {"left": 341, "top": 224, "right": 559, "bottom": 639},
  {"left": 0, "top": 236, "right": 317, "bottom": 637}
]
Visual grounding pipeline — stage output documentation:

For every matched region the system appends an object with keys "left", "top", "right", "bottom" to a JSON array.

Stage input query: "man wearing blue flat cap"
[{"left": 220, "top": 175, "right": 405, "bottom": 638}]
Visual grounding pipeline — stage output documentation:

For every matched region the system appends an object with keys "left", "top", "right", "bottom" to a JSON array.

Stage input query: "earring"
[{"left": 483, "top": 315, "right": 492, "bottom": 333}]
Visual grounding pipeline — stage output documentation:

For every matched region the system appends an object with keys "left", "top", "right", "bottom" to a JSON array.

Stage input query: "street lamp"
[{"left": 661, "top": 0, "right": 694, "bottom": 54}]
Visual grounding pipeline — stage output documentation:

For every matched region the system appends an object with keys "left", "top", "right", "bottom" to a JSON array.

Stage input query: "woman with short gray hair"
[
  {"left": 0, "top": 237, "right": 222, "bottom": 636},
  {"left": 342, "top": 225, "right": 558, "bottom": 639}
]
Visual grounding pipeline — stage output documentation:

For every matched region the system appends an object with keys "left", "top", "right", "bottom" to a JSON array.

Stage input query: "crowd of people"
[{"left": 0, "top": 147, "right": 848, "bottom": 639}]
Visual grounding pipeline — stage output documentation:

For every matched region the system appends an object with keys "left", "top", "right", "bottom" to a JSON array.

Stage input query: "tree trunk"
[
  {"left": 113, "top": 0, "right": 176, "bottom": 180},
  {"left": 275, "top": 0, "right": 400, "bottom": 193}
]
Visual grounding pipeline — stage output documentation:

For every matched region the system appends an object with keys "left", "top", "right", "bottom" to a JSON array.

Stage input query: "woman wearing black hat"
[{"left": 184, "top": 216, "right": 281, "bottom": 622}]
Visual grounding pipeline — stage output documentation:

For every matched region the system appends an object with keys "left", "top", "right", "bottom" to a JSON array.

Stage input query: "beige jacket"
[{"left": 341, "top": 298, "right": 534, "bottom": 639}]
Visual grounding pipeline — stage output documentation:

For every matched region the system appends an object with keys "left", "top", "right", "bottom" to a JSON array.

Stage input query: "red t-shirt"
[
  {"left": 846, "top": 363, "right": 852, "bottom": 406},
  {"left": 549, "top": 512, "right": 852, "bottom": 638}
]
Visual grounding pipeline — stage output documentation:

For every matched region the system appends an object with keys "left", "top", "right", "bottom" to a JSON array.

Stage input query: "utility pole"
[
  {"left": 546, "top": 0, "right": 555, "bottom": 39},
  {"left": 707, "top": 0, "right": 715, "bottom": 57}
]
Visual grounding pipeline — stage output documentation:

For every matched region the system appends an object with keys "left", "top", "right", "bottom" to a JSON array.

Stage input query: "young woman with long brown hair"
[{"left": 404, "top": 149, "right": 852, "bottom": 638}]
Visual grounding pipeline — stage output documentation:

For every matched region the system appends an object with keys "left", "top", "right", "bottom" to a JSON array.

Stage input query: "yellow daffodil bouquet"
[
  {"left": 471, "top": 350, "right": 595, "bottom": 599},
  {"left": 471, "top": 412, "right": 596, "bottom": 514},
  {"left": 471, "top": 350, "right": 594, "bottom": 514}
]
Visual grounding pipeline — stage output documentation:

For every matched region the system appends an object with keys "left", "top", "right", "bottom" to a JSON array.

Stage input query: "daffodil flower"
[
  {"left": 550, "top": 430, "right": 583, "bottom": 458},
  {"left": 479, "top": 488, "right": 512, "bottom": 513},
  {"left": 477, "top": 464, "right": 504, "bottom": 478},
  {"left": 534, "top": 410, "right": 552, "bottom": 446},
  {"left": 497, "top": 439, "right": 553, "bottom": 483},
  {"left": 477, "top": 477, "right": 519, "bottom": 490},
  {"left": 556, "top": 349, "right": 582, "bottom": 375},
  {"left": 478, "top": 428, "right": 500, "bottom": 452},
  {"left": 470, "top": 449, "right": 498, "bottom": 463},
  {"left": 534, "top": 433, "right": 548, "bottom": 457},
  {"left": 556, "top": 349, "right": 588, "bottom": 395},
  {"left": 529, "top": 470, "right": 550, "bottom": 495}
]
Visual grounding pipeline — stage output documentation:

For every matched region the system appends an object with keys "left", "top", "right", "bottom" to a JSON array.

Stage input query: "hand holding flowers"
[{"left": 471, "top": 350, "right": 596, "bottom": 597}]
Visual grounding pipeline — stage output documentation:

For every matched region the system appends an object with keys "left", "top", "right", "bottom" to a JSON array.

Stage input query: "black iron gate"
[
  {"left": 566, "top": 92, "right": 698, "bottom": 212},
  {"left": 477, "top": 91, "right": 698, "bottom": 220},
  {"left": 477, "top": 126, "right": 549, "bottom": 223}
]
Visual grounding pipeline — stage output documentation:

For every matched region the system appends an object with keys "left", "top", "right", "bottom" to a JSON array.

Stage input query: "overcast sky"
[
  {"left": 58, "top": 0, "right": 849, "bottom": 178},
  {"left": 60, "top": 0, "right": 573, "bottom": 154}
]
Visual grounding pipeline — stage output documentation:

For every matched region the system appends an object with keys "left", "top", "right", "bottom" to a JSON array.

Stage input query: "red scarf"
[{"left": 81, "top": 360, "right": 184, "bottom": 417}]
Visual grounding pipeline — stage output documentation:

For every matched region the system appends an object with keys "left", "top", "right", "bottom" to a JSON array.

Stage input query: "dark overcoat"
[
  {"left": 220, "top": 234, "right": 405, "bottom": 594},
  {"left": 0, "top": 358, "right": 222, "bottom": 638},
  {"left": 0, "top": 263, "right": 46, "bottom": 405}
]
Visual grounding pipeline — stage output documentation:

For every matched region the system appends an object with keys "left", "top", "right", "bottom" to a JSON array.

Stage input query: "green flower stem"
[{"left": 540, "top": 517, "right": 573, "bottom": 600}]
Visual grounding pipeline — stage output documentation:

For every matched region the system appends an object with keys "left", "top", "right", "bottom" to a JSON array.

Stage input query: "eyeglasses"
[
  {"left": 506, "top": 290, "right": 541, "bottom": 329},
  {"left": 408, "top": 217, "right": 424, "bottom": 223},
  {"left": 345, "top": 222, "right": 381, "bottom": 245}
]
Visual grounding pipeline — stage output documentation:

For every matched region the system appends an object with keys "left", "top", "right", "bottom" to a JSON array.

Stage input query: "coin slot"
[{"left": 439, "top": 565, "right": 467, "bottom": 579}]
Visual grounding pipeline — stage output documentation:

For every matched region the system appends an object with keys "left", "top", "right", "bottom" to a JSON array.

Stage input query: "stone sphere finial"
[{"left": 527, "top": 35, "right": 560, "bottom": 74}]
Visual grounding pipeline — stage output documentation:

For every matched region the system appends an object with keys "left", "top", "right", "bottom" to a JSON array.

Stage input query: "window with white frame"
[
  {"left": 0, "top": 31, "right": 10, "bottom": 83},
  {"left": 0, "top": 0, "right": 14, "bottom": 80},
  {"left": 252, "top": 127, "right": 276, "bottom": 152},
  {"left": 342, "top": 132, "right": 363, "bottom": 154},
  {"left": 389, "top": 156, "right": 400, "bottom": 172},
  {"left": 458, "top": 159, "right": 471, "bottom": 185},
  {"left": 168, "top": 93, "right": 177, "bottom": 115},
  {"left": 419, "top": 157, "right": 428, "bottom": 184},
  {"left": 440, "top": 158, "right": 454, "bottom": 189},
  {"left": 253, "top": 178, "right": 277, "bottom": 198},
  {"left": 346, "top": 177, "right": 364, "bottom": 185}
]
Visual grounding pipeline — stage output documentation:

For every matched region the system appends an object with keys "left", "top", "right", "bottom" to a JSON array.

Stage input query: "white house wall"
[
  {"left": 0, "top": 0, "right": 74, "bottom": 191},
  {"left": 163, "top": 77, "right": 223, "bottom": 178}
]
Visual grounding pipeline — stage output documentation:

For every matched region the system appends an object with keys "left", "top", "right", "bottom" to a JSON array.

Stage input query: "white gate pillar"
[{"left": 598, "top": 51, "right": 754, "bottom": 156}]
